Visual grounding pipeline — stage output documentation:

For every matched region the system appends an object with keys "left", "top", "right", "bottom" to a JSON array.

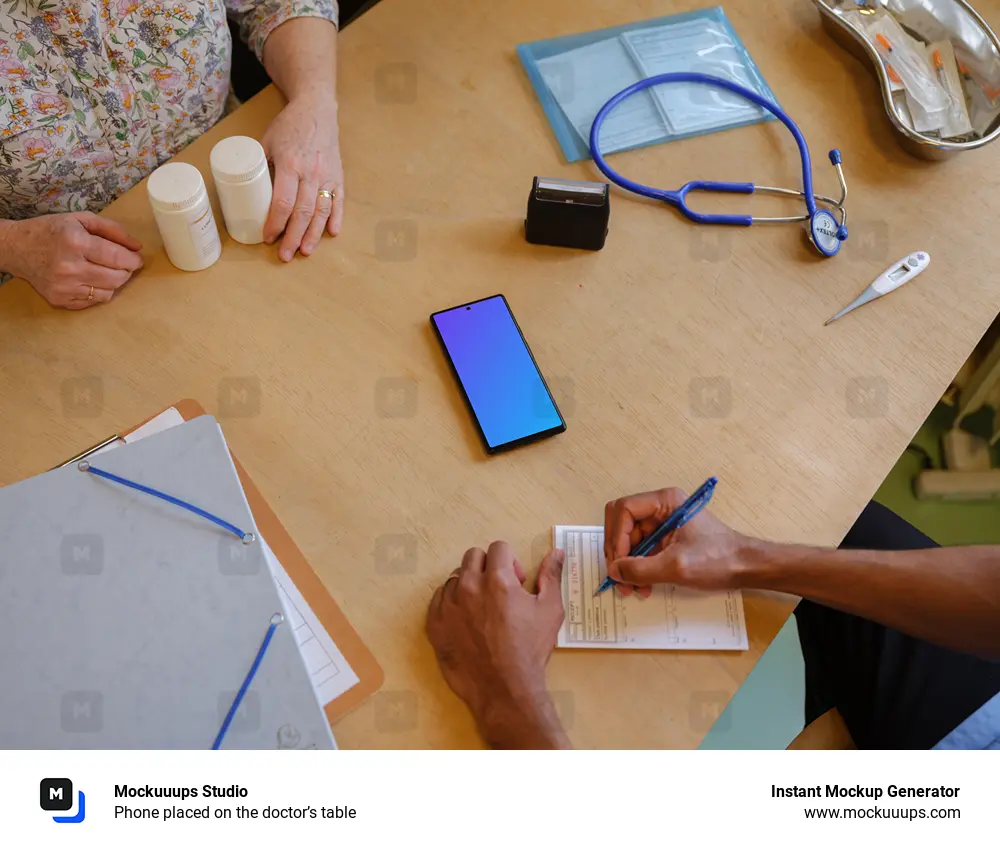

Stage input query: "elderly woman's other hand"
[{"left": 0, "top": 213, "right": 143, "bottom": 309}]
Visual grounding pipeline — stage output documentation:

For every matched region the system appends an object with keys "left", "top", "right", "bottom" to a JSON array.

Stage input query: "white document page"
[
  {"left": 621, "top": 21, "right": 766, "bottom": 134},
  {"left": 261, "top": 537, "right": 360, "bottom": 706},
  {"left": 555, "top": 526, "right": 748, "bottom": 650},
  {"left": 127, "top": 406, "right": 186, "bottom": 440},
  {"left": 537, "top": 37, "right": 666, "bottom": 153},
  {"left": 120, "top": 408, "right": 360, "bottom": 708}
]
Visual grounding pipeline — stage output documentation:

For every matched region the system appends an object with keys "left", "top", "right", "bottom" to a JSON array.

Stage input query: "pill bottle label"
[{"left": 188, "top": 200, "right": 221, "bottom": 261}]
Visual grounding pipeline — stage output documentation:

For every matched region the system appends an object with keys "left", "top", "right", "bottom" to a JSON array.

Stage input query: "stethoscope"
[{"left": 589, "top": 73, "right": 849, "bottom": 258}]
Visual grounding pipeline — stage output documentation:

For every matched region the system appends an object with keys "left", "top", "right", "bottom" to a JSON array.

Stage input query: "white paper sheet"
[
  {"left": 555, "top": 526, "right": 748, "bottom": 650},
  {"left": 620, "top": 20, "right": 766, "bottom": 134},
  {"left": 261, "top": 537, "right": 360, "bottom": 705},
  {"left": 536, "top": 19, "right": 771, "bottom": 154},
  {"left": 127, "top": 406, "right": 186, "bottom": 441},
  {"left": 536, "top": 38, "right": 666, "bottom": 153},
  {"left": 120, "top": 408, "right": 360, "bottom": 707}
]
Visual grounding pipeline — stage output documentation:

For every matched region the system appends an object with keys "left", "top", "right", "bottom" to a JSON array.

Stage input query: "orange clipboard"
[{"left": 69, "top": 398, "right": 383, "bottom": 727}]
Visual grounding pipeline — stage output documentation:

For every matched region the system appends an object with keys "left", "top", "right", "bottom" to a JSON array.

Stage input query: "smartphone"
[{"left": 430, "top": 294, "right": 566, "bottom": 454}]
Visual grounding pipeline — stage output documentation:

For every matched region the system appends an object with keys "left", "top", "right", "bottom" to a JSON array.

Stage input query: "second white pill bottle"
[
  {"left": 210, "top": 136, "right": 272, "bottom": 245},
  {"left": 147, "top": 162, "right": 222, "bottom": 272}
]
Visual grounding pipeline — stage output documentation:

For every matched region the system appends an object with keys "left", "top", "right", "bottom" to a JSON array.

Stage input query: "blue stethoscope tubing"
[{"left": 588, "top": 73, "right": 848, "bottom": 254}]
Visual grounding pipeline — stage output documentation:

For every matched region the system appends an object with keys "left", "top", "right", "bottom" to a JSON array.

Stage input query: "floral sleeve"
[{"left": 225, "top": 0, "right": 339, "bottom": 64}]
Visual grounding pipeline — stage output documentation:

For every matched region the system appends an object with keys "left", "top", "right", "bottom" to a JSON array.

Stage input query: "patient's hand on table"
[
  {"left": 0, "top": 213, "right": 143, "bottom": 309},
  {"left": 426, "top": 542, "right": 571, "bottom": 749},
  {"left": 261, "top": 93, "right": 344, "bottom": 262},
  {"left": 604, "top": 487, "right": 752, "bottom": 598}
]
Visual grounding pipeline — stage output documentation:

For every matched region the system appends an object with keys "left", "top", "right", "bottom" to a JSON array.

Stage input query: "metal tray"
[{"left": 813, "top": 0, "right": 1000, "bottom": 159}]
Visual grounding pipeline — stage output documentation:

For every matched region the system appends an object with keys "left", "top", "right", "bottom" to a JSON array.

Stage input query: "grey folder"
[{"left": 0, "top": 416, "right": 334, "bottom": 749}]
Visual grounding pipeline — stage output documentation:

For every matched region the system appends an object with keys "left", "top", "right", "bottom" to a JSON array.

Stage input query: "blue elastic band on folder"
[
  {"left": 79, "top": 463, "right": 253, "bottom": 543},
  {"left": 213, "top": 615, "right": 284, "bottom": 750},
  {"left": 77, "top": 462, "right": 280, "bottom": 750}
]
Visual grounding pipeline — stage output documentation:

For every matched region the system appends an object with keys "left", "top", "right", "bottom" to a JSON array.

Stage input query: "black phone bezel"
[{"left": 430, "top": 294, "right": 567, "bottom": 455}]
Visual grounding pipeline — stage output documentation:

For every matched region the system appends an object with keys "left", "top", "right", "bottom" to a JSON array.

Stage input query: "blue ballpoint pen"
[{"left": 594, "top": 476, "right": 719, "bottom": 596}]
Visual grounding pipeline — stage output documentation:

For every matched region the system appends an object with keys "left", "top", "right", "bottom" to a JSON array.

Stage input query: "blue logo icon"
[{"left": 40, "top": 778, "right": 86, "bottom": 823}]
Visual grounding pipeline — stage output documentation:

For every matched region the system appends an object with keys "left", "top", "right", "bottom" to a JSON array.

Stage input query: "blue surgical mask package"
[{"left": 518, "top": 6, "right": 778, "bottom": 162}]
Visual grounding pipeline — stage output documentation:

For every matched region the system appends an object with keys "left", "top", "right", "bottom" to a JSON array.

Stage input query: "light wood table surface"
[{"left": 2, "top": 0, "right": 1000, "bottom": 748}]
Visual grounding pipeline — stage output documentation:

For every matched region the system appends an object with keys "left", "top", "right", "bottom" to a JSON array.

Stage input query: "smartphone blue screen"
[{"left": 433, "top": 296, "right": 563, "bottom": 449}]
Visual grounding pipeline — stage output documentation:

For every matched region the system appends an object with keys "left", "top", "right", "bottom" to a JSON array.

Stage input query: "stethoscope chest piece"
[{"left": 808, "top": 209, "right": 847, "bottom": 258}]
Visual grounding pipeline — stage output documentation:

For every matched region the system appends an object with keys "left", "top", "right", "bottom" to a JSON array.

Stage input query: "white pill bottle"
[
  {"left": 147, "top": 162, "right": 222, "bottom": 272},
  {"left": 209, "top": 136, "right": 272, "bottom": 245}
]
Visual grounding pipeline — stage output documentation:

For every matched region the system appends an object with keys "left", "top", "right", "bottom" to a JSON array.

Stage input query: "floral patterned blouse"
[{"left": 0, "top": 0, "right": 338, "bottom": 221}]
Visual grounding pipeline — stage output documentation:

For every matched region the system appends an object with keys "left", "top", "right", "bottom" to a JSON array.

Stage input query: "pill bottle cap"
[
  {"left": 147, "top": 162, "right": 207, "bottom": 212},
  {"left": 210, "top": 136, "right": 268, "bottom": 184}
]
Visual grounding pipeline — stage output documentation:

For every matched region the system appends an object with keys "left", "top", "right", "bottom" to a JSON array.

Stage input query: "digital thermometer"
[{"left": 825, "top": 252, "right": 930, "bottom": 325}]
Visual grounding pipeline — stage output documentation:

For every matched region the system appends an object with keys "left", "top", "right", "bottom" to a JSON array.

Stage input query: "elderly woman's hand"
[
  {"left": 0, "top": 213, "right": 143, "bottom": 309},
  {"left": 260, "top": 90, "right": 344, "bottom": 262}
]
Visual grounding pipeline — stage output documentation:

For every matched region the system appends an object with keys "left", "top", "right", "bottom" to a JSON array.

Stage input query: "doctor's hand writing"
[
  {"left": 604, "top": 487, "right": 753, "bottom": 597},
  {"left": 426, "top": 542, "right": 571, "bottom": 749}
]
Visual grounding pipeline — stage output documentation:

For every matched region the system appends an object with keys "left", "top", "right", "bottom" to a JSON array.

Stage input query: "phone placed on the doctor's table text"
[{"left": 431, "top": 294, "right": 566, "bottom": 454}]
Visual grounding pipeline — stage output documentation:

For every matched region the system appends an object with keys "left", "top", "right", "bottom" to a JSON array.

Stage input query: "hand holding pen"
[{"left": 601, "top": 478, "right": 747, "bottom": 598}]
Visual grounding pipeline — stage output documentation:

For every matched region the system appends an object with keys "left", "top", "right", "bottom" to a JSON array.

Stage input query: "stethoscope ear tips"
[
  {"left": 829, "top": 149, "right": 843, "bottom": 166},
  {"left": 837, "top": 224, "right": 849, "bottom": 242}
]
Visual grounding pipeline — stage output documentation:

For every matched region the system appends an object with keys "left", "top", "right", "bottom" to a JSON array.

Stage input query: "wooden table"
[{"left": 2, "top": 0, "right": 999, "bottom": 748}]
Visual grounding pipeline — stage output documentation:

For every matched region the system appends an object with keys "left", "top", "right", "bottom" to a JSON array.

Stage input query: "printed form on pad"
[
  {"left": 554, "top": 526, "right": 748, "bottom": 650},
  {"left": 119, "top": 408, "right": 361, "bottom": 709}
]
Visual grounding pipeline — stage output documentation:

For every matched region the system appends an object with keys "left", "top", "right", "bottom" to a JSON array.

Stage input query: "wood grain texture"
[{"left": 2, "top": 0, "right": 999, "bottom": 748}]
